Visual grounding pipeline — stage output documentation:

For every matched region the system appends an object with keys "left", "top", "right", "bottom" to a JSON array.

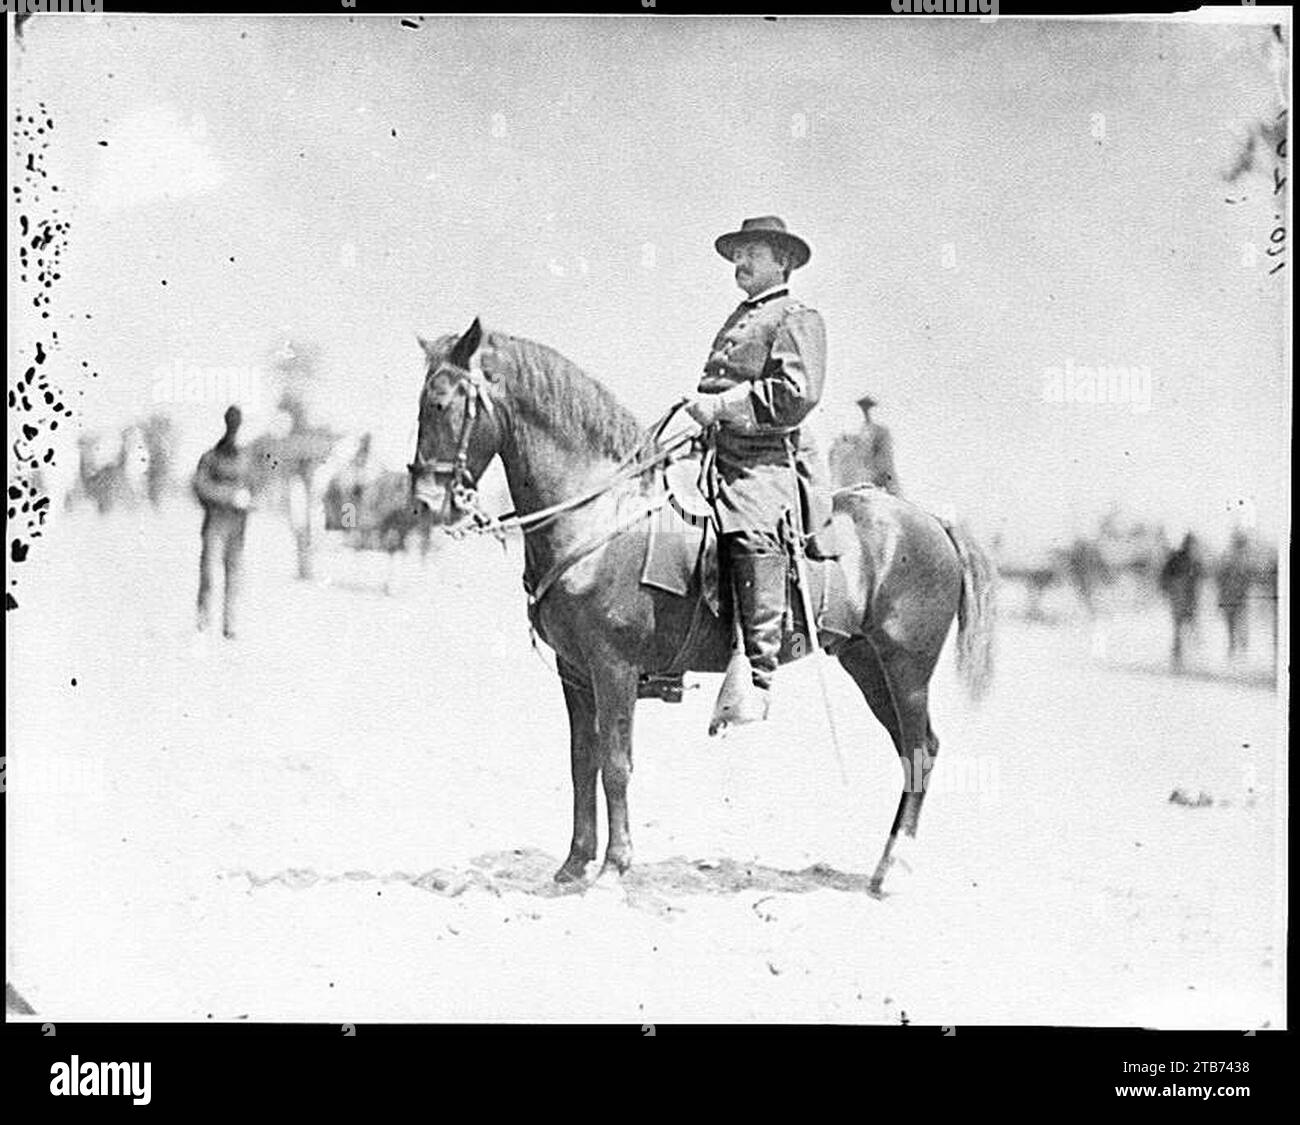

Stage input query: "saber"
[{"left": 789, "top": 521, "right": 849, "bottom": 787}]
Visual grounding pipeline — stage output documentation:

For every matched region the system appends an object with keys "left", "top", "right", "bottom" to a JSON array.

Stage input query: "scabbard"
[
  {"left": 784, "top": 511, "right": 822, "bottom": 655},
  {"left": 699, "top": 436, "right": 719, "bottom": 515}
]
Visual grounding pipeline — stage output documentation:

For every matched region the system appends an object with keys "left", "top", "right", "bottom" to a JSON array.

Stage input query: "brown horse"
[{"left": 410, "top": 319, "right": 997, "bottom": 893}]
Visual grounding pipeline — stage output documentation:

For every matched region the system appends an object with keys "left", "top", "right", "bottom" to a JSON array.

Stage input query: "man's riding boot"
[{"left": 731, "top": 551, "right": 788, "bottom": 719}]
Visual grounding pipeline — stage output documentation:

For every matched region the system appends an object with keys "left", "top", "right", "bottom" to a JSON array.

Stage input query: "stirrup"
[
  {"left": 708, "top": 649, "right": 772, "bottom": 735},
  {"left": 709, "top": 683, "right": 770, "bottom": 735}
]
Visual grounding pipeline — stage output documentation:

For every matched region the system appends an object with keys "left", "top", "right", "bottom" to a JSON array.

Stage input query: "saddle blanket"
[{"left": 640, "top": 459, "right": 858, "bottom": 645}]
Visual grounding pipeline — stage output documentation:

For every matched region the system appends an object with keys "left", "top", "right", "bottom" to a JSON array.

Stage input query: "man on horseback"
[
  {"left": 830, "top": 393, "right": 902, "bottom": 495},
  {"left": 684, "top": 215, "right": 828, "bottom": 724}
]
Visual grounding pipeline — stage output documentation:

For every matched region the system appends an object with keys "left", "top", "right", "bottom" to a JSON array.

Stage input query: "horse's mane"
[{"left": 488, "top": 332, "right": 644, "bottom": 460}]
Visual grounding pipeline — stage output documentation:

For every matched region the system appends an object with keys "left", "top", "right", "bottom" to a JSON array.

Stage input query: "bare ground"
[{"left": 6, "top": 504, "right": 1285, "bottom": 1026}]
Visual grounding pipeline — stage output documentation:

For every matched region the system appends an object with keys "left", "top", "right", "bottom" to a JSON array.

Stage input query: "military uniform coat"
[{"left": 696, "top": 289, "right": 827, "bottom": 536}]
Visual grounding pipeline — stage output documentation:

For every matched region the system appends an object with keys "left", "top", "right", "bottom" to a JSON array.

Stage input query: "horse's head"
[{"left": 408, "top": 317, "right": 507, "bottom": 521}]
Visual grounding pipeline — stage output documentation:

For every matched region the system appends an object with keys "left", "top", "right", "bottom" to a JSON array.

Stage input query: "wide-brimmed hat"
[
  {"left": 855, "top": 394, "right": 878, "bottom": 410},
  {"left": 715, "top": 215, "right": 811, "bottom": 269}
]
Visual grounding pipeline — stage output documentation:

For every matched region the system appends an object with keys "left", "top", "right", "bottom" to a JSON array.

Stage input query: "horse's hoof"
[
  {"left": 871, "top": 839, "right": 917, "bottom": 895},
  {"left": 889, "top": 838, "right": 917, "bottom": 879},
  {"left": 553, "top": 859, "right": 591, "bottom": 885},
  {"left": 599, "top": 850, "right": 632, "bottom": 878},
  {"left": 589, "top": 870, "right": 624, "bottom": 897}
]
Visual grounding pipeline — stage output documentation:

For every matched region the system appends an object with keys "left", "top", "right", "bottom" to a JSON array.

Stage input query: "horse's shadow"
[{"left": 408, "top": 847, "right": 882, "bottom": 913}]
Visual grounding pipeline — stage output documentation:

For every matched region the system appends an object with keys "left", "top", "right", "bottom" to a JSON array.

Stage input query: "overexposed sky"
[{"left": 8, "top": 13, "right": 1290, "bottom": 555}]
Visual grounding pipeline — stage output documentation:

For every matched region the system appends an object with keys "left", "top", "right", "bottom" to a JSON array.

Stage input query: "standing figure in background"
[
  {"left": 1215, "top": 530, "right": 1254, "bottom": 659},
  {"left": 341, "top": 433, "right": 383, "bottom": 547},
  {"left": 120, "top": 425, "right": 150, "bottom": 508},
  {"left": 76, "top": 432, "right": 127, "bottom": 515},
  {"left": 1062, "top": 536, "right": 1111, "bottom": 619},
  {"left": 828, "top": 393, "right": 901, "bottom": 495},
  {"left": 142, "top": 414, "right": 177, "bottom": 508},
  {"left": 345, "top": 434, "right": 379, "bottom": 528},
  {"left": 1158, "top": 532, "right": 1205, "bottom": 671},
  {"left": 1260, "top": 549, "right": 1278, "bottom": 659},
  {"left": 275, "top": 402, "right": 339, "bottom": 583},
  {"left": 193, "top": 405, "right": 253, "bottom": 640}
]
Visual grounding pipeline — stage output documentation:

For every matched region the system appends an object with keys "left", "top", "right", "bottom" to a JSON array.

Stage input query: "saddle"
[
  {"left": 655, "top": 448, "right": 839, "bottom": 556},
  {"left": 642, "top": 456, "right": 723, "bottom": 612},
  {"left": 637, "top": 452, "right": 857, "bottom": 699}
]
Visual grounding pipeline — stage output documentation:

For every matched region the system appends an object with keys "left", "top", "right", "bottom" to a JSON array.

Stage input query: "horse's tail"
[{"left": 940, "top": 518, "right": 998, "bottom": 703}]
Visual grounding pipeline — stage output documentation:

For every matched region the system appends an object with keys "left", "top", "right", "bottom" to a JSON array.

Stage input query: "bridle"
[
  {"left": 409, "top": 351, "right": 698, "bottom": 545},
  {"left": 407, "top": 355, "right": 504, "bottom": 537}
]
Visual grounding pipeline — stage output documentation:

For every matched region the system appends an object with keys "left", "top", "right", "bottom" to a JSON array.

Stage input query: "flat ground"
[{"left": 5, "top": 502, "right": 1285, "bottom": 1026}]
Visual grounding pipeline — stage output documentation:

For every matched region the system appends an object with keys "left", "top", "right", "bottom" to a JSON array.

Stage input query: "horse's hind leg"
[
  {"left": 837, "top": 637, "right": 902, "bottom": 745},
  {"left": 838, "top": 637, "right": 940, "bottom": 893},
  {"left": 555, "top": 659, "right": 599, "bottom": 884}
]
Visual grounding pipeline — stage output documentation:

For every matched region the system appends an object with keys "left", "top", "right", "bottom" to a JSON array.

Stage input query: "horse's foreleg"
[
  {"left": 594, "top": 665, "right": 639, "bottom": 877},
  {"left": 555, "top": 661, "right": 599, "bottom": 885}
]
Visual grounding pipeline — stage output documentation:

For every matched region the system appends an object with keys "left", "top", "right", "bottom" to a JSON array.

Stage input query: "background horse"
[
  {"left": 410, "top": 319, "right": 997, "bottom": 893},
  {"left": 325, "top": 464, "right": 437, "bottom": 556}
]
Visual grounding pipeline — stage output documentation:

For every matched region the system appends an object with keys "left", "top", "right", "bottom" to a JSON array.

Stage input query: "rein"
[
  {"left": 414, "top": 359, "right": 693, "bottom": 542},
  {"left": 524, "top": 490, "right": 671, "bottom": 611},
  {"left": 471, "top": 418, "right": 694, "bottom": 544},
  {"left": 412, "top": 361, "right": 698, "bottom": 617}
]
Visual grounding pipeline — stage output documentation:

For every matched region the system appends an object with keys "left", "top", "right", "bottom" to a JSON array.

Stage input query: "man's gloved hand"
[
  {"left": 685, "top": 394, "right": 725, "bottom": 428},
  {"left": 232, "top": 488, "right": 253, "bottom": 511}
]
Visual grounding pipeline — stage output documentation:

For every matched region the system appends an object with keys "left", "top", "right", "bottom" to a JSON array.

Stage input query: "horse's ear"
[
  {"left": 449, "top": 317, "right": 483, "bottom": 369},
  {"left": 416, "top": 334, "right": 438, "bottom": 359}
]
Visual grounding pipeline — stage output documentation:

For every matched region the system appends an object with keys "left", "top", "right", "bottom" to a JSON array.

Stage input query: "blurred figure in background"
[
  {"left": 1158, "top": 532, "right": 1205, "bottom": 671},
  {"left": 1215, "top": 530, "right": 1255, "bottom": 660},
  {"left": 274, "top": 391, "right": 339, "bottom": 582},
  {"left": 1260, "top": 548, "right": 1279, "bottom": 658},
  {"left": 120, "top": 425, "right": 150, "bottom": 508},
  {"left": 142, "top": 414, "right": 177, "bottom": 508},
  {"left": 1061, "top": 536, "right": 1111, "bottom": 619},
  {"left": 828, "top": 393, "right": 901, "bottom": 494},
  {"left": 193, "top": 405, "right": 253, "bottom": 640},
  {"left": 75, "top": 431, "right": 126, "bottom": 515},
  {"left": 327, "top": 432, "right": 382, "bottom": 545}
]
